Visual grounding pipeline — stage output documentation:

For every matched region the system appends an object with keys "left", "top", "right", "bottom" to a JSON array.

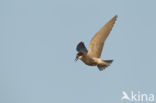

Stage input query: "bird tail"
[{"left": 97, "top": 60, "right": 113, "bottom": 71}]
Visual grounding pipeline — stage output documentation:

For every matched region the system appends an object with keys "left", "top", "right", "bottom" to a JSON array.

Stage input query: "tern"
[{"left": 75, "top": 15, "right": 117, "bottom": 71}]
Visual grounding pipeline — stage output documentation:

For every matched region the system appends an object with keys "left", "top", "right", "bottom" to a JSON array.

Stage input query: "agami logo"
[{"left": 121, "top": 91, "right": 155, "bottom": 102}]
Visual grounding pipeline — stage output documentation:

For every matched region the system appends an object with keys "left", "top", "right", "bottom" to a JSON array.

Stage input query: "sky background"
[{"left": 0, "top": 0, "right": 156, "bottom": 103}]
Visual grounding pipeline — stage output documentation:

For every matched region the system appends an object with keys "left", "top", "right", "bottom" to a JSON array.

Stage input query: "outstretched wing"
[
  {"left": 88, "top": 15, "right": 117, "bottom": 58},
  {"left": 76, "top": 42, "right": 88, "bottom": 53}
]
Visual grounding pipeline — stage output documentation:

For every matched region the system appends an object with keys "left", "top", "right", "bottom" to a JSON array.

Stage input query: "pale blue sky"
[{"left": 0, "top": 0, "right": 156, "bottom": 103}]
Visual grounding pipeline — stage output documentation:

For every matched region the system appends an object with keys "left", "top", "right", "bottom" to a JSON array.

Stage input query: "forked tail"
[{"left": 97, "top": 60, "right": 113, "bottom": 71}]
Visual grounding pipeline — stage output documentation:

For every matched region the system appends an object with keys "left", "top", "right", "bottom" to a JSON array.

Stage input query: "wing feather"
[
  {"left": 88, "top": 15, "right": 117, "bottom": 58},
  {"left": 76, "top": 42, "right": 88, "bottom": 53}
]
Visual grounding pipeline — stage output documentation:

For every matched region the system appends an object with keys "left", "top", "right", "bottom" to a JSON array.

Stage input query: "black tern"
[{"left": 75, "top": 15, "right": 117, "bottom": 71}]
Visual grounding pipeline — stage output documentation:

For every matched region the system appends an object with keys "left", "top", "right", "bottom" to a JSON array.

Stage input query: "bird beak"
[{"left": 75, "top": 57, "right": 78, "bottom": 61}]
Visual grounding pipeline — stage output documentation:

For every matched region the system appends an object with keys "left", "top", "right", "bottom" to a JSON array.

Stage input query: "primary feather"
[{"left": 88, "top": 15, "right": 117, "bottom": 58}]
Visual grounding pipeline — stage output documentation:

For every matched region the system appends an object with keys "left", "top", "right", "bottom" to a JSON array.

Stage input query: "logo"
[{"left": 121, "top": 91, "right": 155, "bottom": 102}]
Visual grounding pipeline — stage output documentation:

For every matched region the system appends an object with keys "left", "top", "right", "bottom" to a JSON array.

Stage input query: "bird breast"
[{"left": 81, "top": 55, "right": 97, "bottom": 66}]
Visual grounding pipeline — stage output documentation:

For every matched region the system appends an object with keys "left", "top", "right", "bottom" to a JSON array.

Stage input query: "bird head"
[{"left": 75, "top": 52, "right": 83, "bottom": 61}]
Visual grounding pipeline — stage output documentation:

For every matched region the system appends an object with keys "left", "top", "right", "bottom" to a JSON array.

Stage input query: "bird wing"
[
  {"left": 76, "top": 42, "right": 88, "bottom": 53},
  {"left": 87, "top": 15, "right": 117, "bottom": 58}
]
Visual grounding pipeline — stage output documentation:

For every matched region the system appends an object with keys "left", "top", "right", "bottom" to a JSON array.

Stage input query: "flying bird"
[{"left": 75, "top": 15, "right": 117, "bottom": 71}]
